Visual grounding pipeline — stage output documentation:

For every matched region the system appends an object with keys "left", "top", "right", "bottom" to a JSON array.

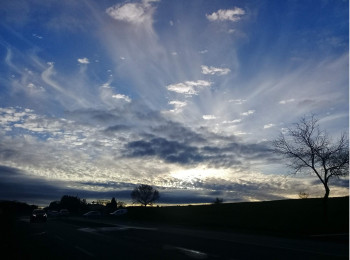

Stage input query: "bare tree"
[
  {"left": 213, "top": 197, "right": 224, "bottom": 204},
  {"left": 273, "top": 115, "right": 349, "bottom": 200},
  {"left": 298, "top": 192, "right": 309, "bottom": 199},
  {"left": 131, "top": 184, "right": 160, "bottom": 207}
]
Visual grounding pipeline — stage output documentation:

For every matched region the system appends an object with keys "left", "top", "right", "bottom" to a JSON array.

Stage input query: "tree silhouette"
[
  {"left": 60, "top": 195, "right": 87, "bottom": 213},
  {"left": 131, "top": 184, "right": 160, "bottom": 207},
  {"left": 106, "top": 197, "right": 118, "bottom": 212},
  {"left": 213, "top": 197, "right": 224, "bottom": 204},
  {"left": 48, "top": 201, "right": 60, "bottom": 210},
  {"left": 273, "top": 115, "right": 349, "bottom": 200},
  {"left": 117, "top": 201, "right": 126, "bottom": 208}
]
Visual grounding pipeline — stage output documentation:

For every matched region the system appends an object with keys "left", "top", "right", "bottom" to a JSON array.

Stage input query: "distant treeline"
[
  {"left": 0, "top": 195, "right": 126, "bottom": 219},
  {"left": 46, "top": 195, "right": 126, "bottom": 214}
]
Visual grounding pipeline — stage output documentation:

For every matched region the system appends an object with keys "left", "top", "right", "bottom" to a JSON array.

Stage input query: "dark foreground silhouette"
[{"left": 1, "top": 197, "right": 348, "bottom": 259}]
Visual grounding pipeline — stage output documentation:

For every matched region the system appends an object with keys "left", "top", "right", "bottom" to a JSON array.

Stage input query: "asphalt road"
[{"left": 2, "top": 216, "right": 349, "bottom": 260}]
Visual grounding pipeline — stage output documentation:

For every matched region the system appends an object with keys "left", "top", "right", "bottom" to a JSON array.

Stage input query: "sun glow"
[{"left": 170, "top": 167, "right": 231, "bottom": 182}]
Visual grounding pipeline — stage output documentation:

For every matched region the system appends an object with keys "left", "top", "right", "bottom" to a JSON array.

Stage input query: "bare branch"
[{"left": 272, "top": 115, "right": 349, "bottom": 199}]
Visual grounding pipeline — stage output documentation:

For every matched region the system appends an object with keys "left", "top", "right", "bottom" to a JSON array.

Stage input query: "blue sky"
[{"left": 0, "top": 0, "right": 348, "bottom": 206}]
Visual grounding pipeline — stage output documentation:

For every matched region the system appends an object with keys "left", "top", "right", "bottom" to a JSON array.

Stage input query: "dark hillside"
[{"left": 127, "top": 197, "right": 349, "bottom": 236}]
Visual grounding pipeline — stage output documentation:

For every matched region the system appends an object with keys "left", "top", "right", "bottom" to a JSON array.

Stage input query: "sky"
[{"left": 0, "top": 0, "right": 349, "bottom": 206}]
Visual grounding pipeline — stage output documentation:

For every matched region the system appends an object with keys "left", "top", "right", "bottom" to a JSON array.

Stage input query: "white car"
[
  {"left": 83, "top": 211, "right": 101, "bottom": 218},
  {"left": 59, "top": 209, "right": 70, "bottom": 217},
  {"left": 110, "top": 209, "right": 128, "bottom": 216}
]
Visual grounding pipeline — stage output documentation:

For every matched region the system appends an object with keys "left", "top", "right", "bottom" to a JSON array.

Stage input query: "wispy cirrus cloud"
[
  {"left": 201, "top": 65, "right": 230, "bottom": 76},
  {"left": 166, "top": 80, "right": 212, "bottom": 95},
  {"left": 168, "top": 101, "right": 187, "bottom": 113},
  {"left": 112, "top": 94, "right": 131, "bottom": 103},
  {"left": 263, "top": 123, "right": 275, "bottom": 129},
  {"left": 206, "top": 7, "right": 245, "bottom": 22},
  {"left": 241, "top": 110, "right": 255, "bottom": 116},
  {"left": 229, "top": 99, "right": 247, "bottom": 105},
  {"left": 223, "top": 119, "right": 241, "bottom": 124},
  {"left": 279, "top": 99, "right": 295, "bottom": 104}
]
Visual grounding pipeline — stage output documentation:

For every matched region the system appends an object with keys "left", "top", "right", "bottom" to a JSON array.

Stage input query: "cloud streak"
[
  {"left": 201, "top": 65, "right": 230, "bottom": 76},
  {"left": 206, "top": 8, "right": 245, "bottom": 22},
  {"left": 167, "top": 80, "right": 212, "bottom": 95}
]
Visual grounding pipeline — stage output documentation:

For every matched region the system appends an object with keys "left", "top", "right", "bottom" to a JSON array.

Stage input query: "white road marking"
[
  {"left": 99, "top": 226, "right": 128, "bottom": 231},
  {"left": 55, "top": 235, "right": 64, "bottom": 241},
  {"left": 78, "top": 227, "right": 96, "bottom": 233},
  {"left": 119, "top": 225, "right": 158, "bottom": 231},
  {"left": 164, "top": 245, "right": 208, "bottom": 259},
  {"left": 310, "top": 233, "right": 348, "bottom": 237},
  {"left": 75, "top": 246, "right": 95, "bottom": 257},
  {"left": 78, "top": 225, "right": 157, "bottom": 234},
  {"left": 30, "top": 232, "right": 46, "bottom": 236},
  {"left": 19, "top": 217, "right": 30, "bottom": 222}
]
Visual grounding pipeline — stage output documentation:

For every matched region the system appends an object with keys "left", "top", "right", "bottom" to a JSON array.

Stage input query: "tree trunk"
[
  {"left": 323, "top": 184, "right": 330, "bottom": 200},
  {"left": 323, "top": 184, "right": 330, "bottom": 224}
]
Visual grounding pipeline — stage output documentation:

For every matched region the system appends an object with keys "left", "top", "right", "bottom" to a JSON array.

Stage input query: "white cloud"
[
  {"left": 203, "top": 115, "right": 216, "bottom": 120},
  {"left": 229, "top": 99, "right": 247, "bottom": 105},
  {"left": 168, "top": 100, "right": 187, "bottom": 113},
  {"left": 223, "top": 119, "right": 241, "bottom": 124},
  {"left": 112, "top": 94, "right": 131, "bottom": 102},
  {"left": 142, "top": 0, "right": 159, "bottom": 6},
  {"left": 234, "top": 131, "right": 249, "bottom": 135},
  {"left": 263, "top": 124, "right": 275, "bottom": 129},
  {"left": 0, "top": 107, "right": 67, "bottom": 135},
  {"left": 241, "top": 110, "right": 255, "bottom": 116},
  {"left": 32, "top": 34, "right": 43, "bottom": 39},
  {"left": 169, "top": 100, "right": 186, "bottom": 108},
  {"left": 41, "top": 63, "right": 65, "bottom": 93},
  {"left": 77, "top": 58, "right": 90, "bottom": 64},
  {"left": 100, "top": 83, "right": 111, "bottom": 88},
  {"left": 106, "top": 0, "right": 157, "bottom": 25},
  {"left": 166, "top": 80, "right": 211, "bottom": 95},
  {"left": 281, "top": 128, "right": 289, "bottom": 134},
  {"left": 201, "top": 65, "right": 230, "bottom": 76},
  {"left": 206, "top": 8, "right": 245, "bottom": 22},
  {"left": 279, "top": 99, "right": 295, "bottom": 104},
  {"left": 41, "top": 62, "right": 90, "bottom": 108}
]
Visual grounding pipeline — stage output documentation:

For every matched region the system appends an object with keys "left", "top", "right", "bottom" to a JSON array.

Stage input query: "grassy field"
[{"left": 126, "top": 197, "right": 349, "bottom": 236}]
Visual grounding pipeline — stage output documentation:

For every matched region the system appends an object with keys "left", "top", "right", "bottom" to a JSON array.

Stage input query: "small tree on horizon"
[
  {"left": 273, "top": 115, "right": 349, "bottom": 201},
  {"left": 298, "top": 192, "right": 310, "bottom": 199},
  {"left": 106, "top": 197, "right": 118, "bottom": 212},
  {"left": 213, "top": 197, "right": 224, "bottom": 204},
  {"left": 131, "top": 184, "right": 160, "bottom": 207},
  {"left": 117, "top": 201, "right": 126, "bottom": 208}
]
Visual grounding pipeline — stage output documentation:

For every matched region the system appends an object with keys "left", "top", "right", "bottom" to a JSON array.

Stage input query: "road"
[{"left": 2, "top": 216, "right": 348, "bottom": 259}]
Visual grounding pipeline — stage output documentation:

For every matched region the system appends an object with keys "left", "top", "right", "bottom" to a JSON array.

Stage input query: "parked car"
[
  {"left": 110, "top": 209, "right": 128, "bottom": 216},
  {"left": 47, "top": 210, "right": 60, "bottom": 217},
  {"left": 83, "top": 211, "right": 101, "bottom": 218},
  {"left": 30, "top": 209, "right": 47, "bottom": 223},
  {"left": 59, "top": 209, "right": 70, "bottom": 217}
]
